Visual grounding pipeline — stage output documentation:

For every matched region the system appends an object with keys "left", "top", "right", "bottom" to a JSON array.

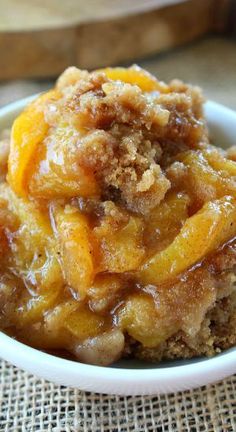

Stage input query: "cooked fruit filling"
[{"left": 0, "top": 66, "right": 236, "bottom": 365}]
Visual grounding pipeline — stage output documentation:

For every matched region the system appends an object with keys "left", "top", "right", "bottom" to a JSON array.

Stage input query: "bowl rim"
[
  {"left": 0, "top": 96, "right": 236, "bottom": 393},
  {"left": 0, "top": 329, "right": 236, "bottom": 391}
]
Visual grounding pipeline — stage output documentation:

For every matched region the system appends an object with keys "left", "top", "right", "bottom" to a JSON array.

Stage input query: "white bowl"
[{"left": 0, "top": 96, "right": 236, "bottom": 396}]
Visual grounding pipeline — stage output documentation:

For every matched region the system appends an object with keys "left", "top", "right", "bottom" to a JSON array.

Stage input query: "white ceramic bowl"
[{"left": 0, "top": 96, "right": 236, "bottom": 396}]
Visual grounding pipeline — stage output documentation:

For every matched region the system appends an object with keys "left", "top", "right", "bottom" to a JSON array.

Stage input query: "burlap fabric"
[{"left": 0, "top": 359, "right": 235, "bottom": 431}]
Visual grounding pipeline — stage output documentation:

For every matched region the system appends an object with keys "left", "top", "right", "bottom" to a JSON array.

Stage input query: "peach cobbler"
[{"left": 0, "top": 66, "right": 236, "bottom": 365}]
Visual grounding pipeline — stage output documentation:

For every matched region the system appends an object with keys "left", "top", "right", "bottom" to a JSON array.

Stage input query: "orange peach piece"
[
  {"left": 99, "top": 65, "right": 169, "bottom": 93},
  {"left": 94, "top": 215, "right": 145, "bottom": 273},
  {"left": 0, "top": 183, "right": 51, "bottom": 238},
  {"left": 0, "top": 183, "right": 63, "bottom": 290},
  {"left": 144, "top": 192, "right": 190, "bottom": 253},
  {"left": 203, "top": 148, "right": 236, "bottom": 177},
  {"left": 8, "top": 90, "right": 59, "bottom": 197},
  {"left": 29, "top": 123, "right": 99, "bottom": 199},
  {"left": 17, "top": 290, "right": 60, "bottom": 325},
  {"left": 179, "top": 150, "right": 236, "bottom": 202},
  {"left": 55, "top": 205, "right": 94, "bottom": 299},
  {"left": 118, "top": 294, "right": 173, "bottom": 347},
  {"left": 64, "top": 307, "right": 104, "bottom": 340},
  {"left": 139, "top": 196, "right": 236, "bottom": 285}
]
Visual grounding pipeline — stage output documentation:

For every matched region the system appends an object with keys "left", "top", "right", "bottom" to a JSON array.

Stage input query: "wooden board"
[{"left": 0, "top": 0, "right": 232, "bottom": 80}]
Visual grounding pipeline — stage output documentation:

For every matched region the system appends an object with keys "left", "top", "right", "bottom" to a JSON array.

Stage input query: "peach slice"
[
  {"left": 99, "top": 65, "right": 169, "bottom": 93},
  {"left": 54, "top": 205, "right": 94, "bottom": 299},
  {"left": 140, "top": 196, "right": 236, "bottom": 285},
  {"left": 8, "top": 90, "right": 59, "bottom": 197}
]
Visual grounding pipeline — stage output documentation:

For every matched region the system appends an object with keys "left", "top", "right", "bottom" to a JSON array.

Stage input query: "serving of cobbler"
[{"left": 0, "top": 66, "right": 236, "bottom": 366}]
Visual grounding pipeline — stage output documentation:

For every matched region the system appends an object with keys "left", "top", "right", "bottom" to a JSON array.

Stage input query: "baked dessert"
[{"left": 0, "top": 66, "right": 236, "bottom": 366}]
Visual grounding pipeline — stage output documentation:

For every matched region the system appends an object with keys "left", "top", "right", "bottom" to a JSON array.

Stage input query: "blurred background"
[{"left": 0, "top": 0, "right": 235, "bottom": 108}]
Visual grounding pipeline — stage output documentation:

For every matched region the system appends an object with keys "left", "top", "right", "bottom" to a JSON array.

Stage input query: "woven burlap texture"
[{"left": 0, "top": 360, "right": 235, "bottom": 432}]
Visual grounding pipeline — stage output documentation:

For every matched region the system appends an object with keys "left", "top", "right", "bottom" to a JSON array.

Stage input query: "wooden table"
[
  {"left": 0, "top": 0, "right": 232, "bottom": 80},
  {"left": 0, "top": 36, "right": 236, "bottom": 110}
]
